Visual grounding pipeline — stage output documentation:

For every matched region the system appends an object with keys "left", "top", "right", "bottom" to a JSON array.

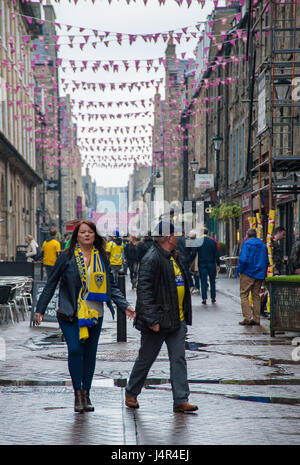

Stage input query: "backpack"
[{"left": 33, "top": 245, "right": 43, "bottom": 261}]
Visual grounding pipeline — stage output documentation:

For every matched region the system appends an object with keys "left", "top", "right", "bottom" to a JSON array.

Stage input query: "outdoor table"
[{"left": 220, "top": 256, "right": 239, "bottom": 278}]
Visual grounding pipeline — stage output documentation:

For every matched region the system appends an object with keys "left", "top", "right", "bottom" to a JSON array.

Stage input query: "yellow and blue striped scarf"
[{"left": 74, "top": 243, "right": 108, "bottom": 341}]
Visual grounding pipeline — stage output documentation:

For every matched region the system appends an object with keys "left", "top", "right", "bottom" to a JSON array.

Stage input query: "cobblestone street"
[{"left": 0, "top": 276, "right": 299, "bottom": 450}]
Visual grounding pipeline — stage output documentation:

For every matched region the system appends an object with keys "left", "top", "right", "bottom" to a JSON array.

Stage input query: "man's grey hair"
[
  {"left": 189, "top": 230, "right": 196, "bottom": 239},
  {"left": 247, "top": 228, "right": 257, "bottom": 238}
]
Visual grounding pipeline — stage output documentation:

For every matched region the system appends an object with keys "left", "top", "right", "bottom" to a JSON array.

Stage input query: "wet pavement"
[{"left": 0, "top": 275, "right": 299, "bottom": 447}]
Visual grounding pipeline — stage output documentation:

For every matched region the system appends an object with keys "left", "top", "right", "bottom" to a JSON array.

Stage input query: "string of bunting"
[{"left": 4, "top": 0, "right": 291, "bottom": 169}]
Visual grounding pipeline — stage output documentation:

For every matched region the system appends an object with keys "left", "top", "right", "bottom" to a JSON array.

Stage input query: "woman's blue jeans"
[{"left": 58, "top": 317, "right": 103, "bottom": 391}]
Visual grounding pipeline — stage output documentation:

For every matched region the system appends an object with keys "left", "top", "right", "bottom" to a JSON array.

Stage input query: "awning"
[{"left": 64, "top": 219, "right": 81, "bottom": 231}]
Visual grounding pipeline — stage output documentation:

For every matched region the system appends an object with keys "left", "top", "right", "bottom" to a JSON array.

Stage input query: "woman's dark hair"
[{"left": 67, "top": 220, "right": 107, "bottom": 261}]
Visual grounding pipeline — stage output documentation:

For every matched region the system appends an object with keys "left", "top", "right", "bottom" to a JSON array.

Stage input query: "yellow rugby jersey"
[
  {"left": 170, "top": 257, "right": 185, "bottom": 321},
  {"left": 108, "top": 240, "right": 124, "bottom": 266}
]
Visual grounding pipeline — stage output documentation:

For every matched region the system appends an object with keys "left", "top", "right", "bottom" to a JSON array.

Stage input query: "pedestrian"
[
  {"left": 122, "top": 235, "right": 129, "bottom": 275},
  {"left": 236, "top": 228, "right": 269, "bottom": 326},
  {"left": 25, "top": 235, "right": 39, "bottom": 262},
  {"left": 271, "top": 226, "right": 286, "bottom": 275},
  {"left": 210, "top": 232, "right": 221, "bottom": 251},
  {"left": 188, "top": 230, "right": 201, "bottom": 295},
  {"left": 191, "top": 227, "right": 220, "bottom": 304},
  {"left": 63, "top": 233, "right": 71, "bottom": 250},
  {"left": 35, "top": 220, "right": 135, "bottom": 413},
  {"left": 125, "top": 220, "right": 198, "bottom": 414},
  {"left": 124, "top": 235, "right": 138, "bottom": 289},
  {"left": 106, "top": 230, "right": 124, "bottom": 285},
  {"left": 176, "top": 230, "right": 195, "bottom": 292},
  {"left": 137, "top": 232, "right": 153, "bottom": 263},
  {"left": 289, "top": 235, "right": 300, "bottom": 275},
  {"left": 41, "top": 229, "right": 61, "bottom": 277}
]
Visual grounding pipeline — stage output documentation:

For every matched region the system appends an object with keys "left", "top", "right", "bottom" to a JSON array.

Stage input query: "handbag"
[{"left": 189, "top": 253, "right": 199, "bottom": 276}]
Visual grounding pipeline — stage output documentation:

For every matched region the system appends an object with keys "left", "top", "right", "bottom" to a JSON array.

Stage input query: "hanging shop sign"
[
  {"left": 195, "top": 174, "right": 214, "bottom": 189},
  {"left": 257, "top": 71, "right": 267, "bottom": 136}
]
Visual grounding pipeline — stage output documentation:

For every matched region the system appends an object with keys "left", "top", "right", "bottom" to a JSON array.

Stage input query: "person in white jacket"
[{"left": 25, "top": 235, "right": 39, "bottom": 262}]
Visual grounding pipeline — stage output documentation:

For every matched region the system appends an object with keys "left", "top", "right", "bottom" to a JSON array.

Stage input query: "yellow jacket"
[
  {"left": 106, "top": 239, "right": 124, "bottom": 266},
  {"left": 42, "top": 238, "right": 61, "bottom": 266}
]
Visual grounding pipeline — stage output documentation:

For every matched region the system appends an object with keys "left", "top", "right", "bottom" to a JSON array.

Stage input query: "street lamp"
[
  {"left": 274, "top": 79, "right": 291, "bottom": 155},
  {"left": 190, "top": 158, "right": 199, "bottom": 173},
  {"left": 274, "top": 78, "right": 291, "bottom": 101},
  {"left": 212, "top": 135, "right": 223, "bottom": 152},
  {"left": 190, "top": 159, "right": 199, "bottom": 201},
  {"left": 212, "top": 135, "right": 223, "bottom": 192}
]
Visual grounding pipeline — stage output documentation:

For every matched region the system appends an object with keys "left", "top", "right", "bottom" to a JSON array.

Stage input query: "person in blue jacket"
[
  {"left": 236, "top": 228, "right": 269, "bottom": 326},
  {"left": 190, "top": 227, "right": 220, "bottom": 304}
]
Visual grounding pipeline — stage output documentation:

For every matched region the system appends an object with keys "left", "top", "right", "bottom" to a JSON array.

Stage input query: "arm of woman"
[
  {"left": 35, "top": 252, "right": 67, "bottom": 325},
  {"left": 27, "top": 242, "right": 37, "bottom": 258}
]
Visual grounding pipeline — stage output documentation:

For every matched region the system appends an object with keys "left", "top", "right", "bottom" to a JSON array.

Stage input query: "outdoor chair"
[
  {"left": 13, "top": 283, "right": 29, "bottom": 321},
  {"left": 0, "top": 285, "right": 15, "bottom": 324},
  {"left": 228, "top": 257, "right": 239, "bottom": 278},
  {"left": 22, "top": 278, "right": 33, "bottom": 308}
]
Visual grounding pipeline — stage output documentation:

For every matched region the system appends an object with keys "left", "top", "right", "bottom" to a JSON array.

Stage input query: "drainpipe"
[{"left": 5, "top": 161, "right": 10, "bottom": 260}]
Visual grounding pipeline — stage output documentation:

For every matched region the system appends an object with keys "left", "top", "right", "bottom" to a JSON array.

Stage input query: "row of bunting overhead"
[
  {"left": 17, "top": 0, "right": 239, "bottom": 7},
  {"left": 7, "top": 18, "right": 247, "bottom": 47}
]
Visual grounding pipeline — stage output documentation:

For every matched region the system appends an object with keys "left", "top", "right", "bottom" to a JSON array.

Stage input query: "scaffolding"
[{"left": 249, "top": 0, "right": 300, "bottom": 212}]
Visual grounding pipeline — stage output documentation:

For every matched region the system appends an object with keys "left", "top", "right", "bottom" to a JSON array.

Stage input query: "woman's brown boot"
[
  {"left": 82, "top": 390, "right": 95, "bottom": 412},
  {"left": 74, "top": 389, "right": 84, "bottom": 413}
]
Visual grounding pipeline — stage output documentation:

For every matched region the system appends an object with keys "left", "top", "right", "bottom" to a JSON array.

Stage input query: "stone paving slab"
[
  {"left": 0, "top": 386, "right": 136, "bottom": 445},
  {"left": 0, "top": 275, "right": 299, "bottom": 447},
  {"left": 0, "top": 384, "right": 299, "bottom": 445}
]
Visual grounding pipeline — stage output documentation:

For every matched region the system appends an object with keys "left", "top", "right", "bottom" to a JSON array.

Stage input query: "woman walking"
[
  {"left": 25, "top": 235, "right": 39, "bottom": 262},
  {"left": 35, "top": 220, "right": 135, "bottom": 413}
]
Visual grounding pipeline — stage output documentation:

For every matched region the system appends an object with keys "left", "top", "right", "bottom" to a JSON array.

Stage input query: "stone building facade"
[
  {"left": 0, "top": 1, "right": 85, "bottom": 257},
  {"left": 180, "top": 0, "right": 300, "bottom": 256},
  {"left": 0, "top": 0, "right": 42, "bottom": 259}
]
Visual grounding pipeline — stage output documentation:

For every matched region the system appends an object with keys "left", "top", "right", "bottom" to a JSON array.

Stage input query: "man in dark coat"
[
  {"left": 176, "top": 231, "right": 194, "bottom": 290},
  {"left": 125, "top": 221, "right": 198, "bottom": 414},
  {"left": 137, "top": 232, "right": 153, "bottom": 262},
  {"left": 271, "top": 226, "right": 286, "bottom": 275},
  {"left": 290, "top": 236, "right": 300, "bottom": 274},
  {"left": 190, "top": 227, "right": 220, "bottom": 304}
]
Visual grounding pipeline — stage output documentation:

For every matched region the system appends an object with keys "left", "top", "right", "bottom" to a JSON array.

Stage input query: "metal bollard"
[{"left": 117, "top": 270, "right": 127, "bottom": 342}]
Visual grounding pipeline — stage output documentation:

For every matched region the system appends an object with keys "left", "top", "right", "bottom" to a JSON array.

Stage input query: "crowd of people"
[
  {"left": 30, "top": 218, "right": 299, "bottom": 414},
  {"left": 26, "top": 222, "right": 300, "bottom": 303}
]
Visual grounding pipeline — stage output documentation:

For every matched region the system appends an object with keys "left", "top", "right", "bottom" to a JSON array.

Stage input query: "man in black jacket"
[
  {"left": 125, "top": 221, "right": 198, "bottom": 414},
  {"left": 271, "top": 226, "right": 286, "bottom": 275}
]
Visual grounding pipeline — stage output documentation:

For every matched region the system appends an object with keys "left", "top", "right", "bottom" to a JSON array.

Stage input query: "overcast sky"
[{"left": 51, "top": 0, "right": 219, "bottom": 187}]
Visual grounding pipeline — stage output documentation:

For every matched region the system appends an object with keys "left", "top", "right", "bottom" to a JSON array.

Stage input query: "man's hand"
[
  {"left": 35, "top": 313, "right": 44, "bottom": 325},
  {"left": 125, "top": 306, "right": 136, "bottom": 320},
  {"left": 149, "top": 323, "right": 160, "bottom": 332}
]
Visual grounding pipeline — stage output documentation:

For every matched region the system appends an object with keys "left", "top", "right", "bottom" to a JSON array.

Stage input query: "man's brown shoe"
[
  {"left": 125, "top": 393, "right": 139, "bottom": 409},
  {"left": 239, "top": 319, "right": 252, "bottom": 325},
  {"left": 173, "top": 402, "right": 198, "bottom": 413}
]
